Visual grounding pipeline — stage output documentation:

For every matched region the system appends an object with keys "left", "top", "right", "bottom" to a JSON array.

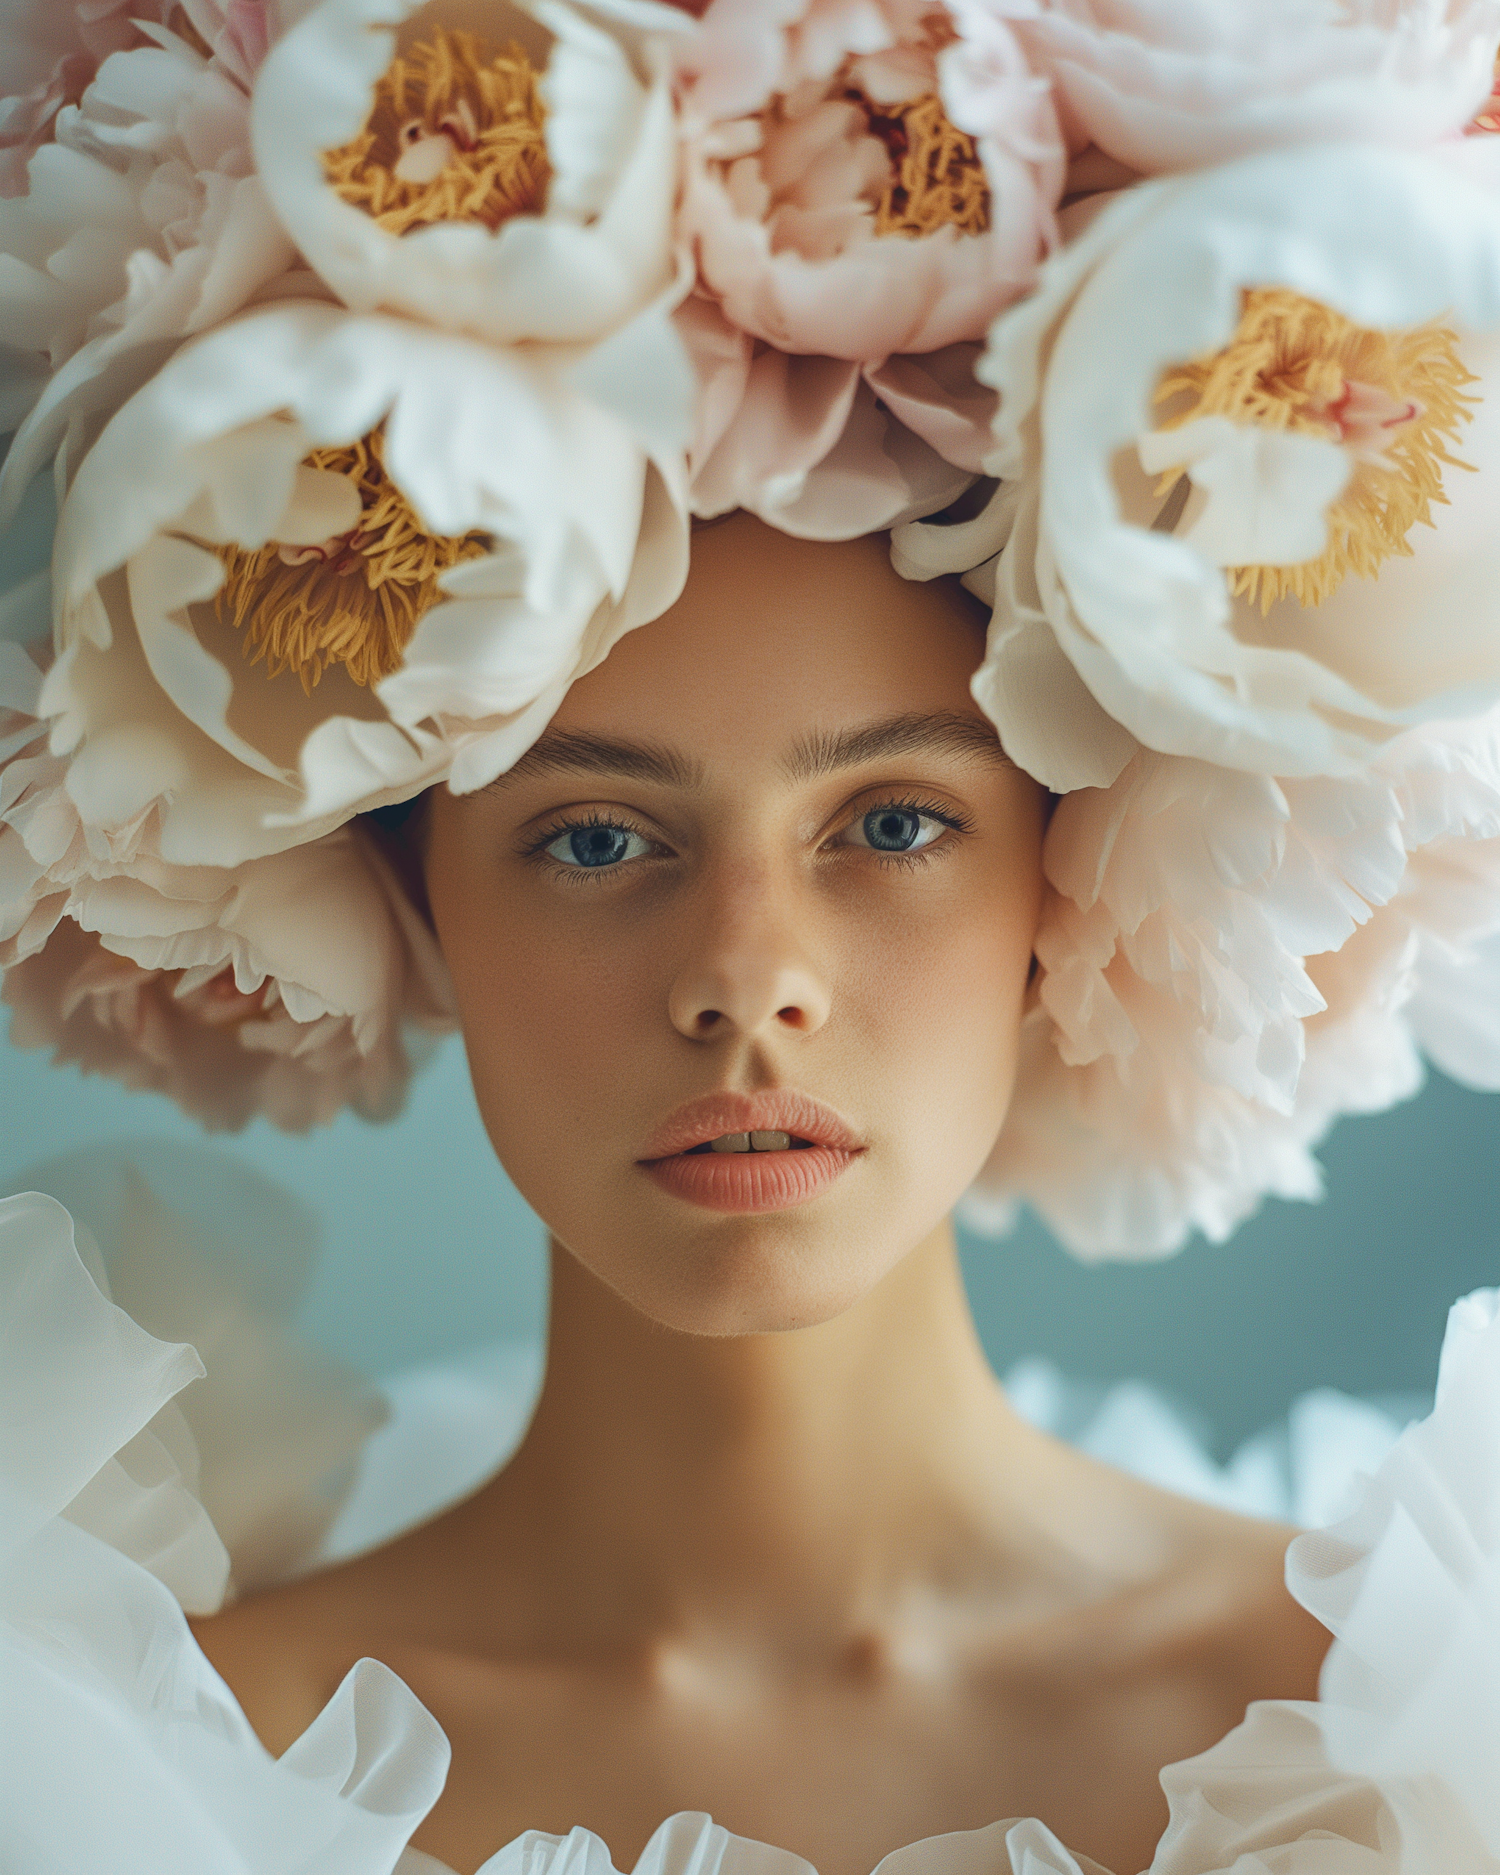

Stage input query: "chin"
[{"left": 588, "top": 1209, "right": 905, "bottom": 1338}]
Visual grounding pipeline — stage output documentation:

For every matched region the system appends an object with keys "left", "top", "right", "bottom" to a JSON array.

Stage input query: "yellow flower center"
[
  {"left": 858, "top": 91, "right": 990, "bottom": 239},
  {"left": 1153, "top": 287, "right": 1478, "bottom": 609},
  {"left": 322, "top": 29, "right": 550, "bottom": 236},
  {"left": 213, "top": 430, "right": 490, "bottom": 692}
]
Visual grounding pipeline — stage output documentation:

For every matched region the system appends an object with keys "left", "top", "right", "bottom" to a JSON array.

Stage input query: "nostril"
[{"left": 776, "top": 1006, "right": 805, "bottom": 1028}]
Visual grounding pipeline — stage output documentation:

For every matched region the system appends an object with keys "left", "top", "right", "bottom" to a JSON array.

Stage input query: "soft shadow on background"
[{"left": 5, "top": 1019, "right": 1497, "bottom": 1453}]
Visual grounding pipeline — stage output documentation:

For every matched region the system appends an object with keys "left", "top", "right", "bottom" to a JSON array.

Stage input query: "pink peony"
[
  {"left": 677, "top": 0, "right": 1064, "bottom": 361},
  {"left": 1, "top": 653, "right": 455, "bottom": 1131},
  {"left": 0, "top": 0, "right": 291, "bottom": 511},
  {"left": 679, "top": 291, "right": 987, "bottom": 535},
  {"left": 0, "top": 1, "right": 174, "bottom": 198},
  {"left": 967, "top": 712, "right": 1500, "bottom": 1259},
  {"left": 675, "top": 0, "right": 1056, "bottom": 532}
]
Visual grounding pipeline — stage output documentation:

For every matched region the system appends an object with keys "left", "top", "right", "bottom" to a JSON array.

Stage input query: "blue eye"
[
  {"left": 546, "top": 823, "right": 651, "bottom": 868},
  {"left": 847, "top": 806, "right": 946, "bottom": 853}
]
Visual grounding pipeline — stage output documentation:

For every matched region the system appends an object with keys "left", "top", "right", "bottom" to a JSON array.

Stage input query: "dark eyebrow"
[
  {"left": 484, "top": 710, "right": 1009, "bottom": 795},
  {"left": 484, "top": 728, "right": 704, "bottom": 792},
  {"left": 783, "top": 711, "right": 1012, "bottom": 782}
]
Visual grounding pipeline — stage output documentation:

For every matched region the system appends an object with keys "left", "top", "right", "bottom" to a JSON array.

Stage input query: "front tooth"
[
  {"left": 750, "top": 1130, "right": 791, "bottom": 1151},
  {"left": 710, "top": 1132, "right": 751, "bottom": 1153}
]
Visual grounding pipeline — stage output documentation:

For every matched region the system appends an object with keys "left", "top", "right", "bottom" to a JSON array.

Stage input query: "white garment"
[{"left": 3, "top": 1156, "right": 1496, "bottom": 1875}]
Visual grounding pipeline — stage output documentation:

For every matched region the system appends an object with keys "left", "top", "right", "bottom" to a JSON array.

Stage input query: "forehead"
[{"left": 551, "top": 513, "right": 989, "bottom": 760}]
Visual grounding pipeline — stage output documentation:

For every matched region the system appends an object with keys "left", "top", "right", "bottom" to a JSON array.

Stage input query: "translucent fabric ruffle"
[
  {"left": 0, "top": 1180, "right": 450, "bottom": 1873},
  {"left": 7, "top": 1144, "right": 1500, "bottom": 1875}
]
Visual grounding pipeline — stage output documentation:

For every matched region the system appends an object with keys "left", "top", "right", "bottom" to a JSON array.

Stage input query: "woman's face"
[{"left": 426, "top": 514, "right": 1046, "bottom": 1336}]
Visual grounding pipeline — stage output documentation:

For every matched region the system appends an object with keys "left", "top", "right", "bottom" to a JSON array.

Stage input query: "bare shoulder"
[
  {"left": 190, "top": 1518, "right": 446, "bottom": 1755},
  {"left": 984, "top": 1448, "right": 1332, "bottom": 1741},
  {"left": 1121, "top": 1485, "right": 1332, "bottom": 1711},
  {"left": 1202, "top": 1503, "right": 1330, "bottom": 1698}
]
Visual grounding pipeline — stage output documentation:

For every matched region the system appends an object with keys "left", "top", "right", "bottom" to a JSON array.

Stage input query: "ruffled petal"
[
  {"left": 1015, "top": 0, "right": 1500, "bottom": 176},
  {"left": 39, "top": 297, "right": 690, "bottom": 862},
  {"left": 977, "top": 141, "right": 1500, "bottom": 788},
  {"left": 969, "top": 710, "right": 1500, "bottom": 1260},
  {"left": 2, "top": 659, "right": 456, "bottom": 1132},
  {"left": 0, "top": 3, "right": 293, "bottom": 518},
  {"left": 251, "top": 0, "right": 688, "bottom": 346}
]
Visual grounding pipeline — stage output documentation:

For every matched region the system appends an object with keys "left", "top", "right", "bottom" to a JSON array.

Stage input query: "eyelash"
[
  {"left": 842, "top": 795, "right": 973, "bottom": 868},
  {"left": 523, "top": 797, "right": 973, "bottom": 883}
]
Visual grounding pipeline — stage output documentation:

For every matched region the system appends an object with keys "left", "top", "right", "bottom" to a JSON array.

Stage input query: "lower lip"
[{"left": 640, "top": 1147, "right": 859, "bottom": 1213}]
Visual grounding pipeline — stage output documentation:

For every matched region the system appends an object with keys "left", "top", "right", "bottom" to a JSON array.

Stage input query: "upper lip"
[{"left": 639, "top": 1090, "right": 864, "bottom": 1161}]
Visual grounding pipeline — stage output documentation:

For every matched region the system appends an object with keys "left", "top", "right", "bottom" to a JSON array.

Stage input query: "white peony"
[
  {"left": 2, "top": 644, "right": 456, "bottom": 1131},
  {"left": 250, "top": 0, "right": 689, "bottom": 347},
  {"left": 0, "top": 1, "right": 293, "bottom": 506},
  {"left": 1011, "top": 0, "right": 1500, "bottom": 175},
  {"left": 968, "top": 710, "right": 1500, "bottom": 1260},
  {"left": 915, "top": 142, "right": 1500, "bottom": 792},
  {"left": 40, "top": 296, "right": 691, "bottom": 866}
]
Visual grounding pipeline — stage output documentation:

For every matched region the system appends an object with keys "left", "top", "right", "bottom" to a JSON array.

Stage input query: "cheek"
[
  {"left": 846, "top": 859, "right": 1039, "bottom": 1166},
  {"left": 441, "top": 895, "right": 657, "bottom": 1158}
]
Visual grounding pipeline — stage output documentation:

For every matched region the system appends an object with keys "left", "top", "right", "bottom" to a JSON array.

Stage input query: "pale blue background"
[
  {"left": 6, "top": 460, "right": 1500, "bottom": 1453},
  {"left": 5, "top": 1021, "right": 1498, "bottom": 1452}
]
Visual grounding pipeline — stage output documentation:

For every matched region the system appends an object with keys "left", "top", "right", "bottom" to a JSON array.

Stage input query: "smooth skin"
[{"left": 194, "top": 515, "right": 1328, "bottom": 1875}]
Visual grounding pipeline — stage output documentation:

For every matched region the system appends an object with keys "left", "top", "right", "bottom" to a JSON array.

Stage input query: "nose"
[{"left": 667, "top": 868, "right": 832, "bottom": 1043}]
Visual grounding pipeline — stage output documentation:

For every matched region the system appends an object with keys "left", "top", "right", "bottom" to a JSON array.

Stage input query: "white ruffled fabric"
[
  {"left": 5, "top": 1143, "right": 1498, "bottom": 1875},
  {"left": 1, "top": 1174, "right": 450, "bottom": 1875}
]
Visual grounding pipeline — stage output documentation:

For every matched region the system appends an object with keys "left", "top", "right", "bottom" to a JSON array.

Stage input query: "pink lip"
[
  {"left": 638, "top": 1090, "right": 864, "bottom": 1215},
  {"left": 639, "top": 1090, "right": 863, "bottom": 1160}
]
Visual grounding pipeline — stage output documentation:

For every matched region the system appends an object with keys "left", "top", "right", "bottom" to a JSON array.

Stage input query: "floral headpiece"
[{"left": 4, "top": 0, "right": 1500, "bottom": 1258}]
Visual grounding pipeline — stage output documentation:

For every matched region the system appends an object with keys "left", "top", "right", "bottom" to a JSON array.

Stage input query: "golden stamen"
[
  {"left": 859, "top": 92, "right": 990, "bottom": 240},
  {"left": 213, "top": 430, "right": 490, "bottom": 693},
  {"left": 1154, "top": 287, "right": 1478, "bottom": 609},
  {"left": 322, "top": 28, "right": 550, "bottom": 236}
]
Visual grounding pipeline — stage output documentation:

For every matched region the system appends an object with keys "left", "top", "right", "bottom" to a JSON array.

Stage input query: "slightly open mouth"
[{"left": 682, "top": 1132, "right": 818, "bottom": 1155}]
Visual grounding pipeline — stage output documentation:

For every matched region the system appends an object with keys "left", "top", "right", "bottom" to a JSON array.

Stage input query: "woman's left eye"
[
  {"left": 545, "top": 823, "right": 653, "bottom": 869},
  {"left": 840, "top": 805, "right": 950, "bottom": 854}
]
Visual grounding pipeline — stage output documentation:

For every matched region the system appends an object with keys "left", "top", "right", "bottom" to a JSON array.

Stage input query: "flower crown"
[{"left": 4, "top": 0, "right": 1500, "bottom": 1258}]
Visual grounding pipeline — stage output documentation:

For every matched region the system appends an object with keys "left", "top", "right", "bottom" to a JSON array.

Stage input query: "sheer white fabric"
[{"left": 3, "top": 1154, "right": 1495, "bottom": 1875}]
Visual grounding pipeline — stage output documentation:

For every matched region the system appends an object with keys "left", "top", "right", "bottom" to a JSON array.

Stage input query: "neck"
[{"left": 485, "top": 1220, "right": 1039, "bottom": 1650}]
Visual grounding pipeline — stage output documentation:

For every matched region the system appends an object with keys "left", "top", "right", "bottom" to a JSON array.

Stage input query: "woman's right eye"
[{"left": 544, "top": 823, "right": 653, "bottom": 869}]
